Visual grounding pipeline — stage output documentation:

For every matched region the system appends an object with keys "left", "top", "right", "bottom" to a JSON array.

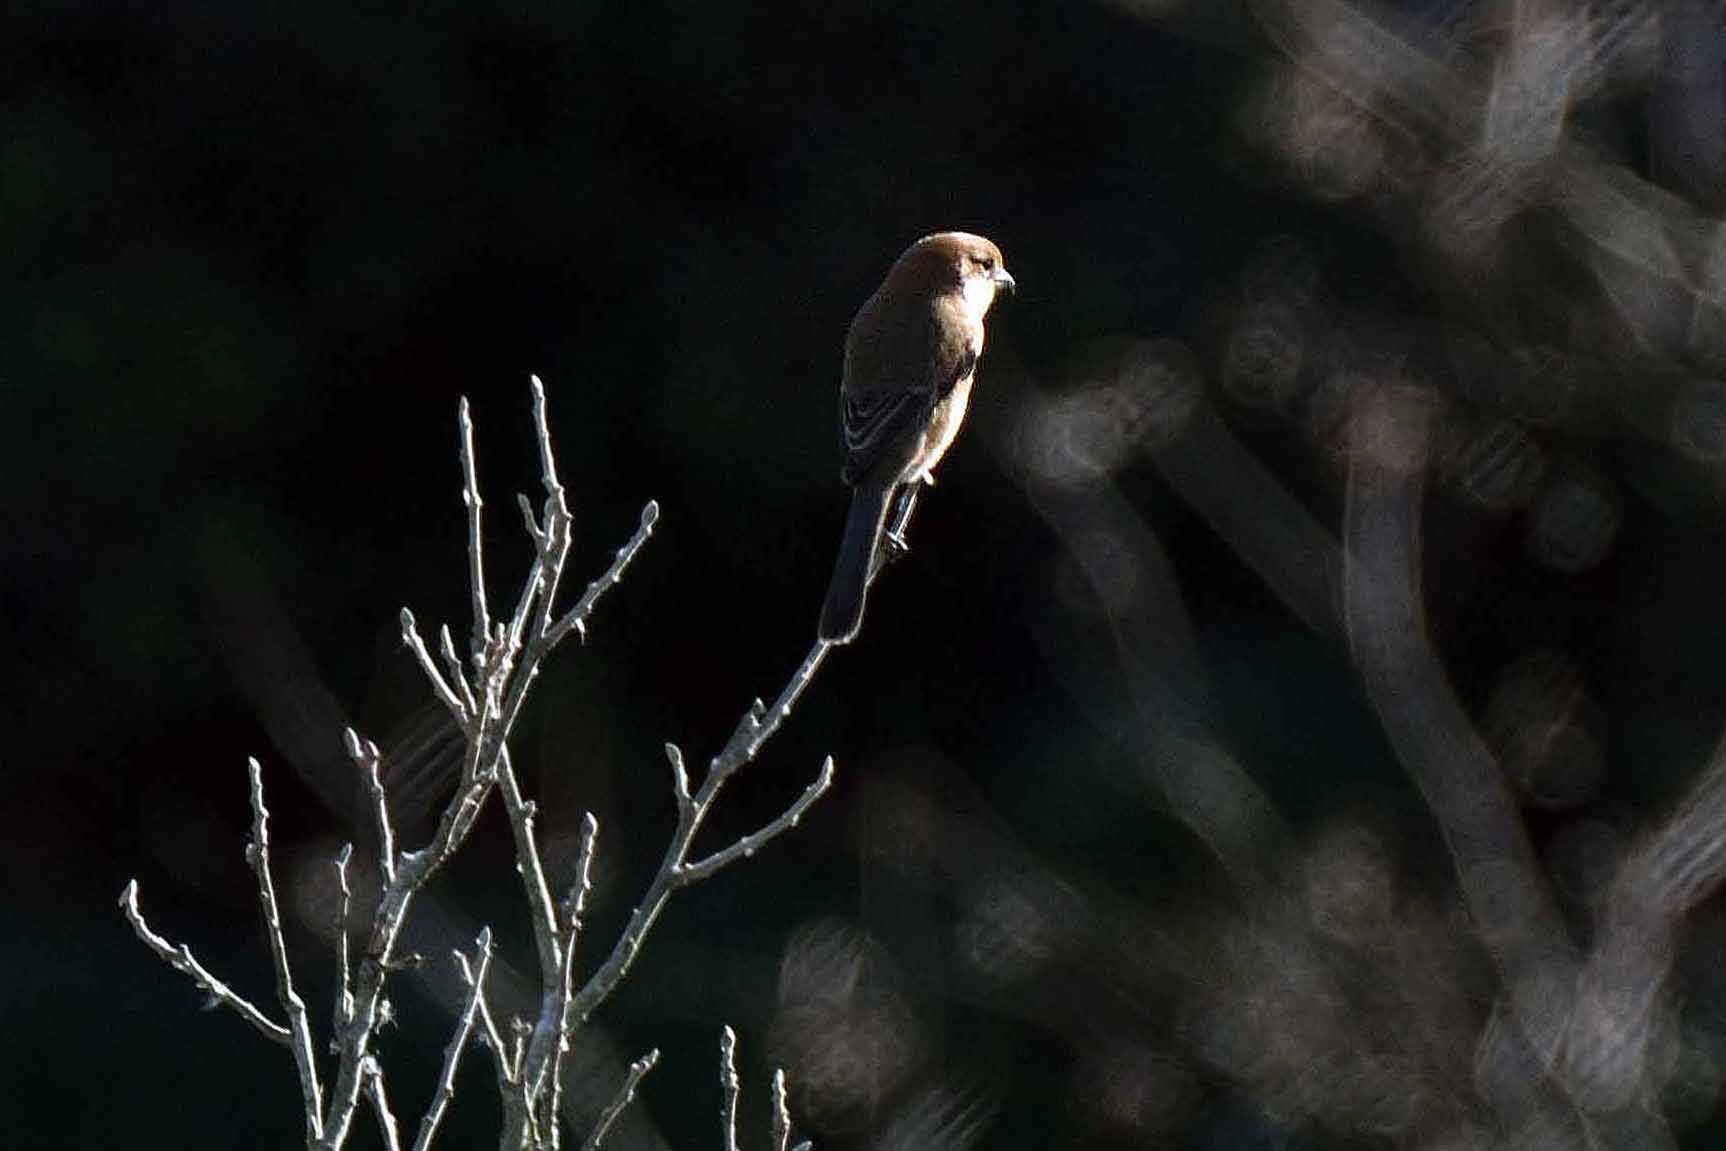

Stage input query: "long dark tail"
[{"left": 818, "top": 482, "right": 892, "bottom": 644}]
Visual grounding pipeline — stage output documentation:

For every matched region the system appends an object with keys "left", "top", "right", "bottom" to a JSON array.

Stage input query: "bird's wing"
[
  {"left": 840, "top": 384, "right": 930, "bottom": 484},
  {"left": 839, "top": 308, "right": 977, "bottom": 486}
]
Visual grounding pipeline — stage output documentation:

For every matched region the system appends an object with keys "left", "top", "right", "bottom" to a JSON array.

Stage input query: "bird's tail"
[{"left": 818, "top": 483, "right": 892, "bottom": 644}]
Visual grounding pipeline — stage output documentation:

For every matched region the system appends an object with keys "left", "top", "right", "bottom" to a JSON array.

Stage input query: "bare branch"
[
  {"left": 333, "top": 844, "right": 354, "bottom": 1032},
  {"left": 710, "top": 640, "right": 831, "bottom": 785},
  {"left": 561, "top": 812, "right": 600, "bottom": 934},
  {"left": 680, "top": 758, "right": 835, "bottom": 884},
  {"left": 496, "top": 748, "right": 561, "bottom": 978},
  {"left": 545, "top": 501, "right": 660, "bottom": 647},
  {"left": 400, "top": 608, "right": 468, "bottom": 721},
  {"left": 720, "top": 1027, "right": 740, "bottom": 1151},
  {"left": 246, "top": 757, "right": 327, "bottom": 1143},
  {"left": 542, "top": 813, "right": 601, "bottom": 1130},
  {"left": 410, "top": 928, "right": 493, "bottom": 1151},
  {"left": 118, "top": 879, "right": 290, "bottom": 1044},
  {"left": 458, "top": 396, "right": 491, "bottom": 660},
  {"left": 528, "top": 374, "right": 564, "bottom": 498},
  {"left": 510, "top": 1017, "right": 531, "bottom": 1085},
  {"left": 438, "top": 623, "right": 478, "bottom": 714},
  {"left": 454, "top": 946, "right": 512, "bottom": 1087},
  {"left": 346, "top": 727, "right": 398, "bottom": 884},
  {"left": 363, "top": 1058, "right": 404, "bottom": 1151},
  {"left": 582, "top": 1049, "right": 661, "bottom": 1151},
  {"left": 518, "top": 491, "right": 547, "bottom": 548},
  {"left": 569, "top": 640, "right": 838, "bottom": 1030},
  {"left": 771, "top": 1069, "right": 791, "bottom": 1151},
  {"left": 664, "top": 742, "right": 691, "bottom": 812}
]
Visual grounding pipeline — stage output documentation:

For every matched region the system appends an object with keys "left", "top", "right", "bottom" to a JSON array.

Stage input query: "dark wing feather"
[{"left": 840, "top": 386, "right": 929, "bottom": 485}]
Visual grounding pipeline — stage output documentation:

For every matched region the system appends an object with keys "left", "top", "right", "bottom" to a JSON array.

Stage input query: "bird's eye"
[{"left": 977, "top": 256, "right": 994, "bottom": 270}]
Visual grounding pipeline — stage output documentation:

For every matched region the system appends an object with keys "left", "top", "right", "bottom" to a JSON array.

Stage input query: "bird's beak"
[{"left": 992, "top": 268, "right": 1017, "bottom": 296}]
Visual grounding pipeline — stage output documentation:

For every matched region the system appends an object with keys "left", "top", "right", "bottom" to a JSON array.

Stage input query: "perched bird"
[{"left": 817, "top": 231, "right": 1015, "bottom": 644}]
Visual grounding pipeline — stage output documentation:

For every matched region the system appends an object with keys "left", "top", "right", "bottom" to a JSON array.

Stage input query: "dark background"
[{"left": 10, "top": 1, "right": 1726, "bottom": 1148}]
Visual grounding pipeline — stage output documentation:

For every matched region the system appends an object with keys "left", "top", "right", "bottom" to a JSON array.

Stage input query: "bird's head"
[{"left": 892, "top": 231, "right": 1016, "bottom": 322}]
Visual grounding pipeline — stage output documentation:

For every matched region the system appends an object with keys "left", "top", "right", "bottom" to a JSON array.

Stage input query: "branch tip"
[
  {"left": 772, "top": 1067, "right": 792, "bottom": 1151},
  {"left": 665, "top": 742, "right": 691, "bottom": 805}
]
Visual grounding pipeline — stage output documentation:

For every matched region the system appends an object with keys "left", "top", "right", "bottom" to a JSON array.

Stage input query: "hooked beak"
[{"left": 992, "top": 267, "right": 1017, "bottom": 296}]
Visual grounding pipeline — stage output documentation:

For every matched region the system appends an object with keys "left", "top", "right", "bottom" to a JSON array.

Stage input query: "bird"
[{"left": 817, "top": 231, "right": 1015, "bottom": 644}]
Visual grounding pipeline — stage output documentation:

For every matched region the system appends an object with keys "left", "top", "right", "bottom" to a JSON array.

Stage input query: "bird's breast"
[{"left": 912, "top": 372, "right": 973, "bottom": 483}]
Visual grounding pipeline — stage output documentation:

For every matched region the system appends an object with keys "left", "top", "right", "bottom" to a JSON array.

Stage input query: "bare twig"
[
  {"left": 246, "top": 758, "right": 327, "bottom": 1143},
  {"left": 118, "top": 880, "right": 291, "bottom": 1044},
  {"left": 363, "top": 1058, "right": 404, "bottom": 1151},
  {"left": 719, "top": 1027, "right": 741, "bottom": 1151},
  {"left": 526, "top": 374, "right": 573, "bottom": 646},
  {"left": 401, "top": 608, "right": 469, "bottom": 722},
  {"left": 664, "top": 743, "right": 691, "bottom": 811},
  {"left": 771, "top": 1069, "right": 791, "bottom": 1151},
  {"left": 544, "top": 503, "right": 660, "bottom": 648},
  {"left": 345, "top": 727, "right": 396, "bottom": 884},
  {"left": 582, "top": 1049, "right": 660, "bottom": 1151},
  {"left": 510, "top": 1018, "right": 531, "bottom": 1087},
  {"left": 681, "top": 760, "right": 835, "bottom": 883},
  {"left": 542, "top": 813, "right": 600, "bottom": 1133},
  {"left": 333, "top": 844, "right": 355, "bottom": 1031},
  {"left": 561, "top": 813, "right": 599, "bottom": 934},
  {"left": 518, "top": 491, "right": 547, "bottom": 548},
  {"left": 454, "top": 946, "right": 512, "bottom": 1088},
  {"left": 568, "top": 640, "right": 836, "bottom": 1030},
  {"left": 496, "top": 747, "right": 561, "bottom": 980},
  {"left": 410, "top": 929, "right": 494, "bottom": 1151},
  {"left": 439, "top": 624, "right": 478, "bottom": 714},
  {"left": 459, "top": 397, "right": 491, "bottom": 661}
]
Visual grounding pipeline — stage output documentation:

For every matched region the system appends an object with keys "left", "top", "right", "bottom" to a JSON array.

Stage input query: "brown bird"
[{"left": 818, "top": 231, "right": 1015, "bottom": 644}]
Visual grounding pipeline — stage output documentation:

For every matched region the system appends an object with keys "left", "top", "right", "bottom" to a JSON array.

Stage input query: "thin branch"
[
  {"left": 246, "top": 757, "right": 327, "bottom": 1143},
  {"left": 720, "top": 1027, "right": 741, "bottom": 1151},
  {"left": 542, "top": 813, "right": 600, "bottom": 1131},
  {"left": 497, "top": 747, "right": 561, "bottom": 979},
  {"left": 582, "top": 1050, "right": 661, "bottom": 1151},
  {"left": 346, "top": 727, "right": 397, "bottom": 884},
  {"left": 518, "top": 491, "right": 548, "bottom": 549},
  {"left": 438, "top": 623, "right": 478, "bottom": 714},
  {"left": 502, "top": 550, "right": 549, "bottom": 676},
  {"left": 525, "top": 375, "right": 574, "bottom": 644},
  {"left": 712, "top": 639, "right": 831, "bottom": 783},
  {"left": 333, "top": 844, "right": 355, "bottom": 1032},
  {"left": 363, "top": 1058, "right": 404, "bottom": 1151},
  {"left": 679, "top": 758, "right": 836, "bottom": 884},
  {"left": 568, "top": 639, "right": 837, "bottom": 1029},
  {"left": 454, "top": 946, "right": 512, "bottom": 1087},
  {"left": 560, "top": 812, "right": 600, "bottom": 934},
  {"left": 664, "top": 743, "right": 691, "bottom": 812},
  {"left": 118, "top": 880, "right": 290, "bottom": 1044},
  {"left": 401, "top": 608, "right": 468, "bottom": 722},
  {"left": 459, "top": 396, "right": 491, "bottom": 661},
  {"left": 545, "top": 502, "right": 660, "bottom": 647},
  {"left": 528, "top": 375, "right": 564, "bottom": 497},
  {"left": 318, "top": 765, "right": 495, "bottom": 1149},
  {"left": 510, "top": 1018, "right": 531, "bottom": 1086},
  {"left": 410, "top": 928, "right": 493, "bottom": 1151},
  {"left": 771, "top": 1069, "right": 791, "bottom": 1151}
]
